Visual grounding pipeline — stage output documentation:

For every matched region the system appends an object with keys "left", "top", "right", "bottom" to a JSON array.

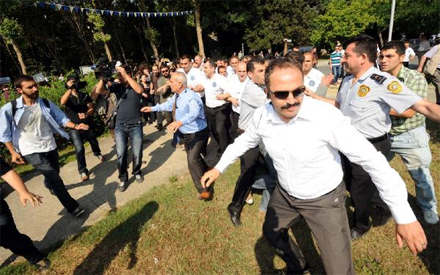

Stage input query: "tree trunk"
[
  {"left": 170, "top": 17, "right": 179, "bottom": 57},
  {"left": 110, "top": 17, "right": 127, "bottom": 64},
  {"left": 3, "top": 42, "right": 21, "bottom": 73},
  {"left": 194, "top": 0, "right": 205, "bottom": 57},
  {"left": 145, "top": 17, "right": 159, "bottom": 60},
  {"left": 134, "top": 24, "right": 148, "bottom": 61},
  {"left": 104, "top": 40, "right": 112, "bottom": 61},
  {"left": 67, "top": 13, "right": 95, "bottom": 63},
  {"left": 10, "top": 39, "right": 27, "bottom": 75},
  {"left": 377, "top": 28, "right": 384, "bottom": 48}
]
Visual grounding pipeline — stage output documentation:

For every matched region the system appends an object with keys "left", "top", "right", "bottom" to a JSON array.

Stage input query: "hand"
[
  {"left": 216, "top": 94, "right": 229, "bottom": 100},
  {"left": 200, "top": 168, "right": 221, "bottom": 188},
  {"left": 116, "top": 66, "right": 127, "bottom": 77},
  {"left": 142, "top": 93, "right": 148, "bottom": 98},
  {"left": 20, "top": 191, "right": 43, "bottom": 207},
  {"left": 167, "top": 121, "right": 183, "bottom": 133},
  {"left": 321, "top": 74, "right": 333, "bottom": 87},
  {"left": 157, "top": 86, "right": 167, "bottom": 94},
  {"left": 304, "top": 87, "right": 316, "bottom": 98},
  {"left": 76, "top": 123, "right": 89, "bottom": 130},
  {"left": 229, "top": 97, "right": 239, "bottom": 106},
  {"left": 11, "top": 152, "right": 25, "bottom": 165},
  {"left": 66, "top": 80, "right": 75, "bottom": 89},
  {"left": 141, "top": 106, "right": 152, "bottom": 113},
  {"left": 396, "top": 221, "right": 427, "bottom": 255},
  {"left": 417, "top": 67, "right": 423, "bottom": 73},
  {"left": 78, "top": 113, "right": 86, "bottom": 119}
]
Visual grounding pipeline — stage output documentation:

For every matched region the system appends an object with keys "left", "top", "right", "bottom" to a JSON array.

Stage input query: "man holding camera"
[
  {"left": 60, "top": 75, "right": 104, "bottom": 181},
  {"left": 94, "top": 65, "right": 145, "bottom": 192}
]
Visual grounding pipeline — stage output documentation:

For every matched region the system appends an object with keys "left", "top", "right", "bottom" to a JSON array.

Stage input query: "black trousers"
[
  {"left": 230, "top": 111, "right": 240, "bottom": 141},
  {"left": 228, "top": 146, "right": 260, "bottom": 213},
  {"left": 24, "top": 150, "right": 79, "bottom": 213},
  {"left": 179, "top": 127, "right": 210, "bottom": 193},
  {"left": 0, "top": 199, "right": 45, "bottom": 264},
  {"left": 341, "top": 136, "right": 391, "bottom": 233},
  {"left": 205, "top": 104, "right": 231, "bottom": 154}
]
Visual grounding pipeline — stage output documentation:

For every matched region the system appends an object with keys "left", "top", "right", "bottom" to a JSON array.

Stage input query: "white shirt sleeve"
[{"left": 327, "top": 112, "right": 416, "bottom": 224}]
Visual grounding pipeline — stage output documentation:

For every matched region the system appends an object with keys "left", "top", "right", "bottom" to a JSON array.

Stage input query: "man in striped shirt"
[{"left": 329, "top": 44, "right": 343, "bottom": 84}]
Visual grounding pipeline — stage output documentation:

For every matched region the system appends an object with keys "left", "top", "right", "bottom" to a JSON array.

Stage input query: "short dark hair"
[
  {"left": 382, "top": 41, "right": 405, "bottom": 56},
  {"left": 343, "top": 34, "right": 378, "bottom": 63},
  {"left": 246, "top": 56, "right": 265, "bottom": 73},
  {"left": 229, "top": 55, "right": 239, "bottom": 62},
  {"left": 284, "top": 51, "right": 304, "bottom": 64},
  {"left": 160, "top": 64, "right": 169, "bottom": 70},
  {"left": 121, "top": 64, "right": 132, "bottom": 74},
  {"left": 217, "top": 65, "right": 226, "bottom": 72},
  {"left": 14, "top": 75, "right": 35, "bottom": 89},
  {"left": 138, "top": 62, "right": 150, "bottom": 73},
  {"left": 264, "top": 57, "right": 303, "bottom": 92},
  {"left": 204, "top": 58, "right": 216, "bottom": 68},
  {"left": 179, "top": 54, "right": 191, "bottom": 62}
]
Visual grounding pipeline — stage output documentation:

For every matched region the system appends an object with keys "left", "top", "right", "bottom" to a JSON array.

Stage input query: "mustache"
[{"left": 281, "top": 102, "right": 300, "bottom": 109}]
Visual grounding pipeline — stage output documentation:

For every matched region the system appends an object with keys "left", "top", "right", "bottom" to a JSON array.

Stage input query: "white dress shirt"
[
  {"left": 215, "top": 96, "right": 416, "bottom": 224},
  {"left": 228, "top": 76, "right": 248, "bottom": 114},
  {"left": 177, "top": 67, "right": 203, "bottom": 97}
]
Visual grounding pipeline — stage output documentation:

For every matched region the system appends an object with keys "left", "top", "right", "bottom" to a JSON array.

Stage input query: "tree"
[
  {"left": 0, "top": 17, "right": 27, "bottom": 74},
  {"left": 88, "top": 13, "right": 113, "bottom": 61},
  {"left": 138, "top": 0, "right": 160, "bottom": 60},
  {"left": 243, "top": 0, "right": 318, "bottom": 52},
  {"left": 194, "top": 0, "right": 205, "bottom": 57}
]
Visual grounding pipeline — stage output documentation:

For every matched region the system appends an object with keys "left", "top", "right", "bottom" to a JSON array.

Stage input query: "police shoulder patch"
[
  {"left": 370, "top": 73, "right": 387, "bottom": 84},
  {"left": 387, "top": 80, "right": 402, "bottom": 94},
  {"left": 357, "top": 84, "right": 370, "bottom": 97}
]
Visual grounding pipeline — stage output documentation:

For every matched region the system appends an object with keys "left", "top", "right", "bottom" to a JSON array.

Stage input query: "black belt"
[
  {"left": 367, "top": 133, "right": 388, "bottom": 143},
  {"left": 206, "top": 104, "right": 227, "bottom": 110}
]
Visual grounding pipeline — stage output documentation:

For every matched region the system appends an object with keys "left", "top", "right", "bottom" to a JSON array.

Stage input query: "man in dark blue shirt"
[{"left": 95, "top": 65, "right": 144, "bottom": 192}]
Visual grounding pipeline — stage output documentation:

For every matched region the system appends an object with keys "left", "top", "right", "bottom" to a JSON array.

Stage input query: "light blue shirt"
[
  {"left": 0, "top": 96, "right": 70, "bottom": 152},
  {"left": 151, "top": 88, "right": 207, "bottom": 134}
]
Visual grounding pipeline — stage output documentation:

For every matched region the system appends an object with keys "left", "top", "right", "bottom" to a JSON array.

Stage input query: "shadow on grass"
[{"left": 73, "top": 201, "right": 159, "bottom": 275}]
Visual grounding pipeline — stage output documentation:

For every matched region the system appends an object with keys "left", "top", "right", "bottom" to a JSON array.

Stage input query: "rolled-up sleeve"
[{"left": 0, "top": 104, "right": 13, "bottom": 143}]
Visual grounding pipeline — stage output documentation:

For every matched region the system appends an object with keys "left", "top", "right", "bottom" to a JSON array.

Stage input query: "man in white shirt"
[
  {"left": 303, "top": 52, "right": 324, "bottom": 92},
  {"left": 177, "top": 55, "right": 203, "bottom": 98},
  {"left": 227, "top": 62, "right": 248, "bottom": 140},
  {"left": 403, "top": 40, "right": 416, "bottom": 68},
  {"left": 201, "top": 59, "right": 232, "bottom": 156},
  {"left": 417, "top": 34, "right": 431, "bottom": 64},
  {"left": 201, "top": 58, "right": 427, "bottom": 274}
]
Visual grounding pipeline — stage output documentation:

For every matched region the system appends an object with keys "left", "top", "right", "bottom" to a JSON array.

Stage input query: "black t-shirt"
[
  {"left": 110, "top": 83, "right": 142, "bottom": 125},
  {"left": 65, "top": 91, "right": 92, "bottom": 124}
]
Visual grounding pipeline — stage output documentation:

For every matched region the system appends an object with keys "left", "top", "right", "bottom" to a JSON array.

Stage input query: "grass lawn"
[{"left": 1, "top": 124, "right": 439, "bottom": 275}]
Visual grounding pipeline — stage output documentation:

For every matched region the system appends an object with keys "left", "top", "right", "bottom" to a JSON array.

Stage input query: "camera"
[
  {"left": 65, "top": 74, "right": 87, "bottom": 90},
  {"left": 93, "top": 57, "right": 117, "bottom": 82}
]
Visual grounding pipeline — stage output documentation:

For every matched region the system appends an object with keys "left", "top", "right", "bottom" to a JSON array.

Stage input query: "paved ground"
[
  {"left": 1, "top": 58, "right": 437, "bottom": 267},
  {"left": 0, "top": 124, "right": 190, "bottom": 266}
]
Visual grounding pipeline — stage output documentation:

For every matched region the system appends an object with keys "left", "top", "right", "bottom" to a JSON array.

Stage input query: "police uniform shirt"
[
  {"left": 336, "top": 66, "right": 421, "bottom": 139},
  {"left": 304, "top": 68, "right": 324, "bottom": 92},
  {"left": 215, "top": 96, "right": 416, "bottom": 224},
  {"left": 201, "top": 73, "right": 230, "bottom": 108}
]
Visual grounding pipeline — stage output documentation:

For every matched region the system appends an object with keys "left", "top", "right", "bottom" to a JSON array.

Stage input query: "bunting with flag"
[{"left": 36, "top": 2, "right": 193, "bottom": 18}]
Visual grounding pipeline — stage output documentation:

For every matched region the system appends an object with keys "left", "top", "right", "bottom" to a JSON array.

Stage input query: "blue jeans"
[
  {"left": 69, "top": 127, "right": 102, "bottom": 174},
  {"left": 24, "top": 150, "right": 79, "bottom": 213},
  {"left": 388, "top": 126, "right": 437, "bottom": 213},
  {"left": 252, "top": 153, "right": 277, "bottom": 212},
  {"left": 331, "top": 65, "right": 341, "bottom": 83},
  {"left": 115, "top": 123, "right": 143, "bottom": 182}
]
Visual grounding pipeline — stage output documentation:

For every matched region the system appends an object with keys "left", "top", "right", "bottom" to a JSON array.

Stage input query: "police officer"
[{"left": 306, "top": 34, "right": 440, "bottom": 240}]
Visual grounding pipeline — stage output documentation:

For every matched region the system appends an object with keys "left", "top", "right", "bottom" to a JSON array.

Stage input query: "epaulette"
[{"left": 370, "top": 74, "right": 387, "bottom": 85}]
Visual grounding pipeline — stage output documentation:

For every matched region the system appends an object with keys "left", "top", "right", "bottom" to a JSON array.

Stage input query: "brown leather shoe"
[{"left": 198, "top": 190, "right": 212, "bottom": 200}]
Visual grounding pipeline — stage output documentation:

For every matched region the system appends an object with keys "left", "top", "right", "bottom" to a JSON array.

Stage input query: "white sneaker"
[{"left": 423, "top": 210, "right": 439, "bottom": 224}]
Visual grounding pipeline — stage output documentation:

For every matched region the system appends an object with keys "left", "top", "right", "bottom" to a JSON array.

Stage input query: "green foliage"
[
  {"left": 87, "top": 13, "right": 111, "bottom": 43},
  {"left": 311, "top": 0, "right": 377, "bottom": 47},
  {"left": 0, "top": 17, "right": 23, "bottom": 44},
  {"left": 244, "top": 0, "right": 318, "bottom": 51}
]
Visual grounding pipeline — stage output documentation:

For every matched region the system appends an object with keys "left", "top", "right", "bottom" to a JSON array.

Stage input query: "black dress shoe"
[
  {"left": 286, "top": 262, "right": 310, "bottom": 275},
  {"left": 350, "top": 228, "right": 368, "bottom": 240},
  {"left": 227, "top": 206, "right": 242, "bottom": 226}
]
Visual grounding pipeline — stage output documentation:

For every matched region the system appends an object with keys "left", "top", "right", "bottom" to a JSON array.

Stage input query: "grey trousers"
[{"left": 263, "top": 182, "right": 354, "bottom": 274}]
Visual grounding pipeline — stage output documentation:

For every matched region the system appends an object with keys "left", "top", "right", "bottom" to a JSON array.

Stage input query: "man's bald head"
[{"left": 236, "top": 62, "right": 247, "bottom": 82}]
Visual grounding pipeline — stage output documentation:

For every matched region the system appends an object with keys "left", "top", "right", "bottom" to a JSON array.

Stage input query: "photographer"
[
  {"left": 60, "top": 75, "right": 104, "bottom": 181},
  {"left": 94, "top": 65, "right": 145, "bottom": 192}
]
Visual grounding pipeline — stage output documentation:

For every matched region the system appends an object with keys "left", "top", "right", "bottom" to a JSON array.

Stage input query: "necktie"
[{"left": 172, "top": 93, "right": 179, "bottom": 120}]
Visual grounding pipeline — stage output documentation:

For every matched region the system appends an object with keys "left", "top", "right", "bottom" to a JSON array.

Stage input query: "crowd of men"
[{"left": 0, "top": 33, "right": 439, "bottom": 273}]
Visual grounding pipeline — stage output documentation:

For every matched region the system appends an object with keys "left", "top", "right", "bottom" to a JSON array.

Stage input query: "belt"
[
  {"left": 367, "top": 133, "right": 388, "bottom": 143},
  {"left": 206, "top": 104, "right": 227, "bottom": 110}
]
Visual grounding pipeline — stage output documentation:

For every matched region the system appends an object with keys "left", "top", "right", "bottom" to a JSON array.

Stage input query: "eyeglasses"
[
  {"left": 268, "top": 86, "right": 305, "bottom": 99},
  {"left": 161, "top": 70, "right": 169, "bottom": 73}
]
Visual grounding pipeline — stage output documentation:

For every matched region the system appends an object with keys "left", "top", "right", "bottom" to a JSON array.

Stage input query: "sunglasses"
[
  {"left": 161, "top": 70, "right": 169, "bottom": 73},
  {"left": 268, "top": 86, "right": 305, "bottom": 99}
]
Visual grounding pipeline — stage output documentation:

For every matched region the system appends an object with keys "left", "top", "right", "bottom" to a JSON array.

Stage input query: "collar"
[
  {"left": 397, "top": 65, "right": 409, "bottom": 82},
  {"left": 265, "top": 95, "right": 310, "bottom": 124},
  {"left": 358, "top": 65, "right": 377, "bottom": 81}
]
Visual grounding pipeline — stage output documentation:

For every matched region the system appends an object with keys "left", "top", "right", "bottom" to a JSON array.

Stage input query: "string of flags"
[{"left": 36, "top": 2, "right": 193, "bottom": 18}]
